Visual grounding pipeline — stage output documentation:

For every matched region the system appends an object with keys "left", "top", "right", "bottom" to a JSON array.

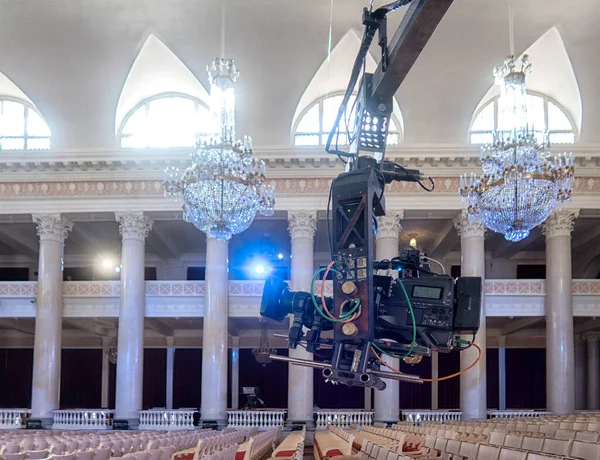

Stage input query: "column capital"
[
  {"left": 32, "top": 214, "right": 73, "bottom": 243},
  {"left": 288, "top": 210, "right": 317, "bottom": 240},
  {"left": 453, "top": 211, "right": 485, "bottom": 239},
  {"left": 542, "top": 209, "right": 579, "bottom": 240},
  {"left": 376, "top": 212, "right": 403, "bottom": 239},
  {"left": 115, "top": 212, "right": 153, "bottom": 241}
]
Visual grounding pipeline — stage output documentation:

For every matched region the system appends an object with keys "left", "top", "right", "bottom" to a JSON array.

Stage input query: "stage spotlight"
[
  {"left": 101, "top": 258, "right": 112, "bottom": 269},
  {"left": 254, "top": 264, "right": 266, "bottom": 275},
  {"left": 114, "top": 266, "right": 121, "bottom": 273},
  {"left": 277, "top": 253, "right": 284, "bottom": 260}
]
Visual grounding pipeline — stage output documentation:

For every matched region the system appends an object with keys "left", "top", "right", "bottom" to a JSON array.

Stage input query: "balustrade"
[
  {"left": 0, "top": 409, "right": 28, "bottom": 429},
  {"left": 52, "top": 409, "right": 113, "bottom": 430},
  {"left": 401, "top": 410, "right": 463, "bottom": 423},
  {"left": 226, "top": 410, "right": 286, "bottom": 429},
  {"left": 486, "top": 410, "right": 552, "bottom": 418},
  {"left": 138, "top": 409, "right": 196, "bottom": 430},
  {"left": 315, "top": 410, "right": 374, "bottom": 429}
]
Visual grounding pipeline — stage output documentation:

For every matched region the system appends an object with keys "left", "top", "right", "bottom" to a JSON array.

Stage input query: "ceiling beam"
[
  {"left": 575, "top": 319, "right": 600, "bottom": 335},
  {"left": 500, "top": 317, "right": 544, "bottom": 336},
  {"left": 145, "top": 318, "right": 174, "bottom": 336},
  {"left": 146, "top": 226, "right": 180, "bottom": 260},
  {"left": 0, "top": 228, "right": 39, "bottom": 259},
  {"left": 68, "top": 224, "right": 103, "bottom": 253},
  {"left": 428, "top": 219, "right": 456, "bottom": 258},
  {"left": 0, "top": 319, "right": 35, "bottom": 335},
  {"left": 64, "top": 319, "right": 108, "bottom": 336},
  {"left": 492, "top": 227, "right": 542, "bottom": 259}
]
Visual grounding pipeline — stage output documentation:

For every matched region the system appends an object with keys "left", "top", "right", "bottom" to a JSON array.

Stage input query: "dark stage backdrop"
[
  {"left": 60, "top": 349, "right": 102, "bottom": 409},
  {"left": 0, "top": 349, "right": 33, "bottom": 408},
  {"left": 506, "top": 348, "right": 546, "bottom": 409},
  {"left": 399, "top": 355, "right": 432, "bottom": 409},
  {"left": 143, "top": 348, "right": 167, "bottom": 409},
  {"left": 438, "top": 351, "right": 460, "bottom": 408},
  {"left": 313, "top": 350, "right": 365, "bottom": 409},
  {"left": 173, "top": 348, "right": 202, "bottom": 409},
  {"left": 487, "top": 348, "right": 499, "bottom": 409},
  {"left": 238, "top": 349, "right": 288, "bottom": 409}
]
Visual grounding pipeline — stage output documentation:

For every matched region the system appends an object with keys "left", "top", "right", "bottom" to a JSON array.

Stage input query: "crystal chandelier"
[
  {"left": 459, "top": 55, "right": 574, "bottom": 242},
  {"left": 252, "top": 322, "right": 276, "bottom": 366},
  {"left": 164, "top": 58, "right": 275, "bottom": 241}
]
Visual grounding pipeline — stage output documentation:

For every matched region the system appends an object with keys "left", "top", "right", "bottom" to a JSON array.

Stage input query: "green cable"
[
  {"left": 310, "top": 267, "right": 360, "bottom": 323},
  {"left": 373, "top": 278, "right": 417, "bottom": 359}
]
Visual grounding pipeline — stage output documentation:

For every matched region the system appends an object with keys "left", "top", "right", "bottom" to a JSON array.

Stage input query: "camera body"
[{"left": 260, "top": 161, "right": 482, "bottom": 390}]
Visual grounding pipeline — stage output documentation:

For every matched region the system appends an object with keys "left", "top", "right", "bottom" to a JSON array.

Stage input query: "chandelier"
[
  {"left": 459, "top": 55, "right": 574, "bottom": 242},
  {"left": 252, "top": 322, "right": 276, "bottom": 366},
  {"left": 164, "top": 58, "right": 275, "bottom": 241}
]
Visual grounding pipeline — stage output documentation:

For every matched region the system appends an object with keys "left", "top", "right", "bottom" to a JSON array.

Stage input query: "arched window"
[
  {"left": 293, "top": 94, "right": 401, "bottom": 147},
  {"left": 119, "top": 94, "right": 213, "bottom": 148},
  {"left": 0, "top": 99, "right": 51, "bottom": 150},
  {"left": 469, "top": 93, "right": 576, "bottom": 145}
]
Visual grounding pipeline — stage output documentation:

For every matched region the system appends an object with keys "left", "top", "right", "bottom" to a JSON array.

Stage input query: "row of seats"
[
  {"left": 236, "top": 428, "right": 281, "bottom": 460},
  {"left": 315, "top": 425, "right": 354, "bottom": 460},
  {"left": 269, "top": 427, "right": 306, "bottom": 460}
]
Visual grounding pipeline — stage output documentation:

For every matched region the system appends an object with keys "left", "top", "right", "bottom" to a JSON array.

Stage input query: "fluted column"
[
  {"left": 114, "top": 212, "right": 153, "bottom": 425},
  {"left": 585, "top": 334, "right": 600, "bottom": 410},
  {"left": 166, "top": 337, "right": 175, "bottom": 410},
  {"left": 201, "top": 235, "right": 229, "bottom": 425},
  {"left": 454, "top": 212, "right": 486, "bottom": 419},
  {"left": 374, "top": 212, "right": 402, "bottom": 423},
  {"left": 287, "top": 211, "right": 317, "bottom": 425},
  {"left": 543, "top": 209, "right": 578, "bottom": 415},
  {"left": 30, "top": 214, "right": 73, "bottom": 424}
]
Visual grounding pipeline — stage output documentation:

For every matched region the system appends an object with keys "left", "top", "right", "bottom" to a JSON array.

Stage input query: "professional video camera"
[{"left": 260, "top": 0, "right": 481, "bottom": 390}]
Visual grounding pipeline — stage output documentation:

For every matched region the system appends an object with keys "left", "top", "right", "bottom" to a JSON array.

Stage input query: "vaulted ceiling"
[{"left": 0, "top": 0, "right": 599, "bottom": 150}]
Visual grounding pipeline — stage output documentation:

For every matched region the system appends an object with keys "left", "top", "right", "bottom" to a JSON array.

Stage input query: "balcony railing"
[
  {"left": 315, "top": 410, "right": 374, "bottom": 429},
  {"left": 138, "top": 409, "right": 196, "bottom": 430},
  {"left": 0, "top": 409, "right": 28, "bottom": 429},
  {"left": 52, "top": 409, "right": 113, "bottom": 430},
  {"left": 226, "top": 410, "right": 286, "bottom": 430},
  {"left": 401, "top": 410, "right": 463, "bottom": 423}
]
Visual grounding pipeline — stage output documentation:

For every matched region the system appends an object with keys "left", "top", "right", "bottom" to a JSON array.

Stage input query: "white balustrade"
[
  {"left": 226, "top": 410, "right": 286, "bottom": 429},
  {"left": 486, "top": 410, "right": 552, "bottom": 418},
  {"left": 138, "top": 409, "right": 196, "bottom": 430},
  {"left": 52, "top": 409, "right": 113, "bottom": 430},
  {"left": 315, "top": 410, "right": 374, "bottom": 429},
  {"left": 401, "top": 410, "right": 463, "bottom": 423},
  {"left": 0, "top": 409, "right": 28, "bottom": 429}
]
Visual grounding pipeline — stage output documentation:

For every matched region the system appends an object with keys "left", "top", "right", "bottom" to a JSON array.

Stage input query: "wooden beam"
[
  {"left": 500, "top": 317, "right": 544, "bottom": 336},
  {"left": 493, "top": 227, "right": 542, "bottom": 259},
  {"left": 145, "top": 318, "right": 174, "bottom": 337},
  {"left": 0, "top": 228, "right": 39, "bottom": 259},
  {"left": 64, "top": 319, "right": 107, "bottom": 336},
  {"left": 0, "top": 319, "right": 35, "bottom": 335}
]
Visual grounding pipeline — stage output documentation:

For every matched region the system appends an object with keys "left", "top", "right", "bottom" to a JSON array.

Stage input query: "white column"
[
  {"left": 166, "top": 337, "right": 175, "bottom": 410},
  {"left": 231, "top": 337, "right": 240, "bottom": 410},
  {"left": 287, "top": 211, "right": 317, "bottom": 425},
  {"left": 431, "top": 352, "right": 439, "bottom": 410},
  {"left": 374, "top": 212, "right": 402, "bottom": 423},
  {"left": 454, "top": 211, "right": 486, "bottom": 419},
  {"left": 498, "top": 336, "right": 506, "bottom": 411},
  {"left": 101, "top": 337, "right": 110, "bottom": 408},
  {"left": 574, "top": 335, "right": 587, "bottom": 410},
  {"left": 114, "top": 212, "right": 153, "bottom": 425},
  {"left": 201, "top": 235, "right": 229, "bottom": 425},
  {"left": 365, "top": 388, "right": 372, "bottom": 411},
  {"left": 542, "top": 209, "right": 578, "bottom": 415},
  {"left": 30, "top": 214, "right": 73, "bottom": 423},
  {"left": 585, "top": 334, "right": 600, "bottom": 410}
]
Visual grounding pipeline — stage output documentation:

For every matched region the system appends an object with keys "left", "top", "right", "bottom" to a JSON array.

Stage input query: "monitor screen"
[{"left": 412, "top": 285, "right": 443, "bottom": 300}]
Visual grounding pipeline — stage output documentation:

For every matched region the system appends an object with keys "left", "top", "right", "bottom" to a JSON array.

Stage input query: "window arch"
[
  {"left": 469, "top": 92, "right": 576, "bottom": 145},
  {"left": 293, "top": 94, "right": 401, "bottom": 147},
  {"left": 119, "top": 93, "right": 214, "bottom": 148},
  {"left": 0, "top": 99, "right": 51, "bottom": 150}
]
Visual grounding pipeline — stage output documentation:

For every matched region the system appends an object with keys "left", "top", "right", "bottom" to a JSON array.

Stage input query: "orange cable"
[{"left": 370, "top": 342, "right": 482, "bottom": 383}]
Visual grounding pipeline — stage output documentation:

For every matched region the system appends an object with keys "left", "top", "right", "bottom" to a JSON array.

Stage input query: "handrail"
[
  {"left": 52, "top": 409, "right": 113, "bottom": 430},
  {"left": 138, "top": 409, "right": 195, "bottom": 430}
]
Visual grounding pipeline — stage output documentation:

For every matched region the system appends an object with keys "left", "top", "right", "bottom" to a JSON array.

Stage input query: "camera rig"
[{"left": 260, "top": 0, "right": 483, "bottom": 390}]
